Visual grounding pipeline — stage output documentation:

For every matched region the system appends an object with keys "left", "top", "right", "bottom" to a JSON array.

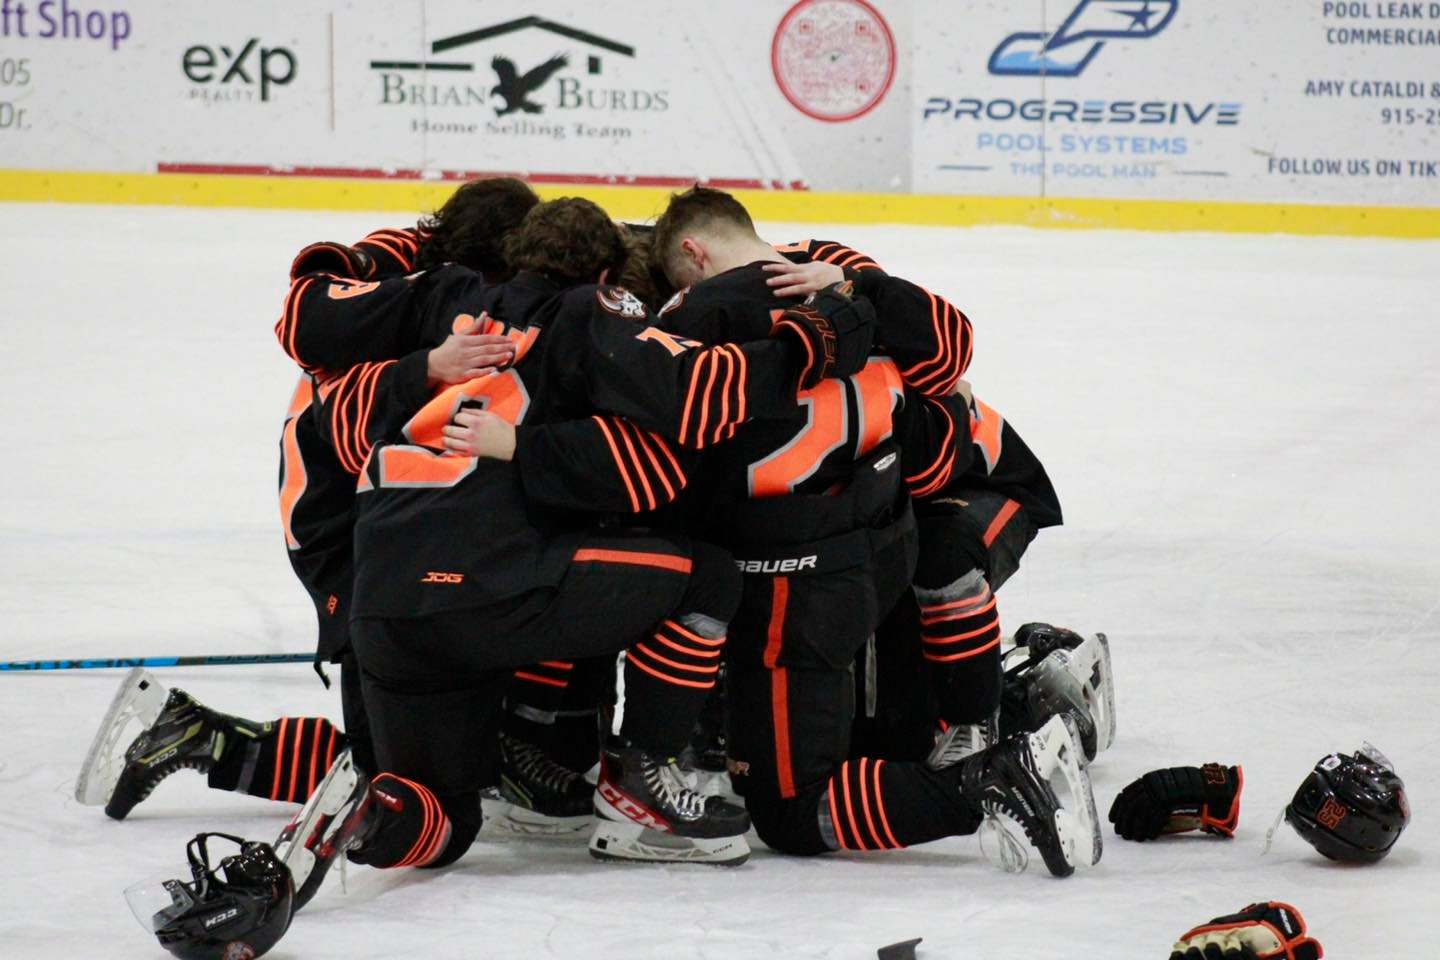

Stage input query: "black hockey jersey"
[
  {"left": 346, "top": 270, "right": 812, "bottom": 618},
  {"left": 277, "top": 226, "right": 423, "bottom": 659}
]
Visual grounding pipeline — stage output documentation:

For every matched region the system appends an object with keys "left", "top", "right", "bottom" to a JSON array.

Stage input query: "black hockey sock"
[
  {"left": 820, "top": 757, "right": 980, "bottom": 851},
  {"left": 917, "top": 576, "right": 1002, "bottom": 723},
  {"left": 346, "top": 773, "right": 473, "bottom": 870},
  {"left": 502, "top": 660, "right": 576, "bottom": 744},
  {"left": 208, "top": 716, "right": 346, "bottom": 803},
  {"left": 621, "top": 616, "right": 725, "bottom": 756}
]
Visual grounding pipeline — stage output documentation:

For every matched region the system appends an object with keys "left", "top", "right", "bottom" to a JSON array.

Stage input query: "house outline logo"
[{"left": 368, "top": 15, "right": 636, "bottom": 117}]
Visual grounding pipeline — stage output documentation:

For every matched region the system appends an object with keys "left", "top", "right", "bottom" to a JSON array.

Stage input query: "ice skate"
[
  {"left": 273, "top": 748, "right": 380, "bottom": 911},
  {"left": 483, "top": 732, "right": 593, "bottom": 836},
  {"left": 86, "top": 675, "right": 267, "bottom": 820},
  {"left": 76, "top": 667, "right": 171, "bottom": 807},
  {"left": 927, "top": 714, "right": 999, "bottom": 770},
  {"left": 589, "top": 741, "right": 751, "bottom": 866},
  {"left": 1001, "top": 624, "right": 1115, "bottom": 764},
  {"left": 955, "top": 715, "right": 1101, "bottom": 877}
]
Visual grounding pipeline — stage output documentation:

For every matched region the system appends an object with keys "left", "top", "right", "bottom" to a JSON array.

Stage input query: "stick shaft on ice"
[{"left": 0, "top": 653, "right": 313, "bottom": 671}]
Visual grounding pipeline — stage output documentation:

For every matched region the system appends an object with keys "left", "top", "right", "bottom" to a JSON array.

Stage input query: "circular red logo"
[{"left": 772, "top": 0, "right": 896, "bottom": 123}]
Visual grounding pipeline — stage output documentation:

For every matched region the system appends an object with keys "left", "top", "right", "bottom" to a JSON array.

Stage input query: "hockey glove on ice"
[
  {"left": 1109, "top": 763, "right": 1242, "bottom": 840},
  {"left": 290, "top": 241, "right": 378, "bottom": 282},
  {"left": 770, "top": 281, "right": 875, "bottom": 389},
  {"left": 1168, "top": 901, "right": 1322, "bottom": 960}
]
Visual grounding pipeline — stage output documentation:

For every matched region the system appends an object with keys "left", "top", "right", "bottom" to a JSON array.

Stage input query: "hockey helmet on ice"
[
  {"left": 126, "top": 832, "right": 294, "bottom": 960},
  {"left": 1285, "top": 743, "right": 1408, "bottom": 863}
]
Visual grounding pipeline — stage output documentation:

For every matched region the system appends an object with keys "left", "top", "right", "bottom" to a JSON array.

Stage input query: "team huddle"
[{"left": 80, "top": 181, "right": 1117, "bottom": 958}]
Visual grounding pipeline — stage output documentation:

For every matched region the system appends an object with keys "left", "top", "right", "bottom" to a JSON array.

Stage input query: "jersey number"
[
  {"left": 748, "top": 360, "right": 903, "bottom": 498},
  {"left": 369, "top": 370, "right": 530, "bottom": 489}
]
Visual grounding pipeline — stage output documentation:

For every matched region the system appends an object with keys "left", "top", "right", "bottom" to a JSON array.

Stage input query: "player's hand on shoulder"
[
  {"left": 769, "top": 280, "right": 876, "bottom": 389},
  {"left": 427, "top": 313, "right": 516, "bottom": 385},
  {"left": 763, "top": 259, "right": 845, "bottom": 299}
]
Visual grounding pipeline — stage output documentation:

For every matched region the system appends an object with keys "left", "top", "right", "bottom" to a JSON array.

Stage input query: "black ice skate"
[
  {"left": 590, "top": 741, "right": 751, "bottom": 865},
  {"left": 273, "top": 749, "right": 380, "bottom": 911},
  {"left": 954, "top": 715, "right": 1102, "bottom": 878},
  {"left": 484, "top": 732, "right": 594, "bottom": 836},
  {"left": 1000, "top": 624, "right": 1116, "bottom": 764},
  {"left": 77, "top": 667, "right": 171, "bottom": 808},
  {"left": 92, "top": 675, "right": 265, "bottom": 821}
]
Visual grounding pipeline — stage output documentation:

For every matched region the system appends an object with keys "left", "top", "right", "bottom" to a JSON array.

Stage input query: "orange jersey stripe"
[
  {"left": 592, "top": 417, "right": 641, "bottom": 513},
  {"left": 513, "top": 671, "right": 569, "bottom": 688}
]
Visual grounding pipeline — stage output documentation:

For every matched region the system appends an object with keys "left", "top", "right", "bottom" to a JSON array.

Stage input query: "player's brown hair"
[
  {"left": 504, "top": 197, "right": 628, "bottom": 287},
  {"left": 613, "top": 223, "right": 673, "bottom": 310},
  {"left": 415, "top": 176, "right": 540, "bottom": 277},
  {"left": 651, "top": 185, "right": 757, "bottom": 284}
]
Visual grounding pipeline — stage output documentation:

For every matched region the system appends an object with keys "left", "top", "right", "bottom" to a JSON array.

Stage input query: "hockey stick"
[{"left": 0, "top": 653, "right": 313, "bottom": 671}]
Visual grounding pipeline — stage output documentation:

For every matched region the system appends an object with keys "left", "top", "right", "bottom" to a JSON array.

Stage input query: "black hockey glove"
[
  {"left": 1168, "top": 902, "right": 1322, "bottom": 960},
  {"left": 1109, "top": 763, "right": 1242, "bottom": 841},
  {"left": 769, "top": 280, "right": 875, "bottom": 389},
  {"left": 290, "top": 241, "right": 378, "bottom": 282}
]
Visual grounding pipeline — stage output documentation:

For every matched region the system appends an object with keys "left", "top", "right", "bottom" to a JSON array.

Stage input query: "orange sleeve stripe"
[
  {"left": 623, "top": 422, "right": 679, "bottom": 502},
  {"left": 982, "top": 499, "right": 1022, "bottom": 548},
  {"left": 280, "top": 276, "right": 318, "bottom": 367},
  {"left": 710, "top": 347, "right": 736, "bottom": 446},
  {"left": 731, "top": 344, "right": 748, "bottom": 426},
  {"left": 352, "top": 362, "right": 384, "bottom": 471},
  {"left": 677, "top": 351, "right": 706, "bottom": 445},
  {"left": 694, "top": 349, "right": 722, "bottom": 448},
  {"left": 591, "top": 417, "right": 641, "bottom": 513},
  {"left": 873, "top": 760, "right": 902, "bottom": 848},
  {"left": 537, "top": 660, "right": 574, "bottom": 671},
  {"left": 612, "top": 417, "right": 657, "bottom": 511},
  {"left": 571, "top": 548, "right": 693, "bottom": 574},
  {"left": 905, "top": 400, "right": 957, "bottom": 486}
]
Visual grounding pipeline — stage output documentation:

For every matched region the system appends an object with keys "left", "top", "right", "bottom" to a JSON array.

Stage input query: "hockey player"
[
  {"left": 507, "top": 188, "right": 1099, "bottom": 876},
  {"left": 242, "top": 196, "right": 880, "bottom": 925},
  {"left": 652, "top": 187, "right": 1109, "bottom": 774},
  {"left": 78, "top": 179, "right": 593, "bottom": 825}
]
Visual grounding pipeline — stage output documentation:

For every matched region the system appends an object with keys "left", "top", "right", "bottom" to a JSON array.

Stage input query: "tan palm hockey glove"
[{"left": 1168, "top": 901, "right": 1322, "bottom": 960}]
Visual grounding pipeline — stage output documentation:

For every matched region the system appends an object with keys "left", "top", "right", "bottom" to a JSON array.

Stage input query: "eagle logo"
[{"left": 490, "top": 54, "right": 568, "bottom": 116}]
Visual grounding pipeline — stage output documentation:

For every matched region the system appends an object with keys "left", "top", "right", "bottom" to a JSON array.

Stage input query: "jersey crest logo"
[{"left": 596, "top": 287, "right": 647, "bottom": 320}]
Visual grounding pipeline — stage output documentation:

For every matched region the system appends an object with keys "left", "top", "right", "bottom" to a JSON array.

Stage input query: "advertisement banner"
[
  {"left": 914, "top": 0, "right": 1440, "bottom": 206},
  {"left": 2, "top": 1, "right": 1436, "bottom": 213}
]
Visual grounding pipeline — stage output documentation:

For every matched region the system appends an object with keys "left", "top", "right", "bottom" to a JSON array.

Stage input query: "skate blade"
[
  {"left": 481, "top": 797, "right": 592, "bottom": 838},
  {"left": 274, "top": 749, "right": 362, "bottom": 883},
  {"left": 977, "top": 813, "right": 1030, "bottom": 873},
  {"left": 1041, "top": 716, "right": 1102, "bottom": 870},
  {"left": 1090, "top": 633, "right": 1116, "bottom": 753},
  {"left": 588, "top": 819, "right": 750, "bottom": 866},
  {"left": 75, "top": 667, "right": 169, "bottom": 805}
]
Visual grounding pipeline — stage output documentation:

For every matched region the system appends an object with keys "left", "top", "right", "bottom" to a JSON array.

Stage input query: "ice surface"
[{"left": 1, "top": 204, "right": 1436, "bottom": 958}]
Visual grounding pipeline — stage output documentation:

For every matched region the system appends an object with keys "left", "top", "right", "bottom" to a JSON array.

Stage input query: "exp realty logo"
[
  {"left": 369, "top": 15, "right": 668, "bottom": 139},
  {"left": 990, "top": 0, "right": 1177, "bottom": 77},
  {"left": 183, "top": 38, "right": 296, "bottom": 103}
]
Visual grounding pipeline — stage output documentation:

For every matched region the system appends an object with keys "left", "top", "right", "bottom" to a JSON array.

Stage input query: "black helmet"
[
  {"left": 1285, "top": 744, "right": 1409, "bottom": 863},
  {"left": 127, "top": 833, "right": 294, "bottom": 960}
]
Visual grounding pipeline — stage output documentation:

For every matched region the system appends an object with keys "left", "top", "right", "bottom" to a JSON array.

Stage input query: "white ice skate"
[
  {"left": 1004, "top": 626, "right": 1116, "bottom": 765},
  {"left": 75, "top": 667, "right": 170, "bottom": 805},
  {"left": 273, "top": 748, "right": 376, "bottom": 910}
]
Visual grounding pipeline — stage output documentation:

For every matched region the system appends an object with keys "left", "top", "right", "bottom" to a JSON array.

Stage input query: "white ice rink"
[{"left": 1, "top": 203, "right": 1437, "bottom": 958}]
